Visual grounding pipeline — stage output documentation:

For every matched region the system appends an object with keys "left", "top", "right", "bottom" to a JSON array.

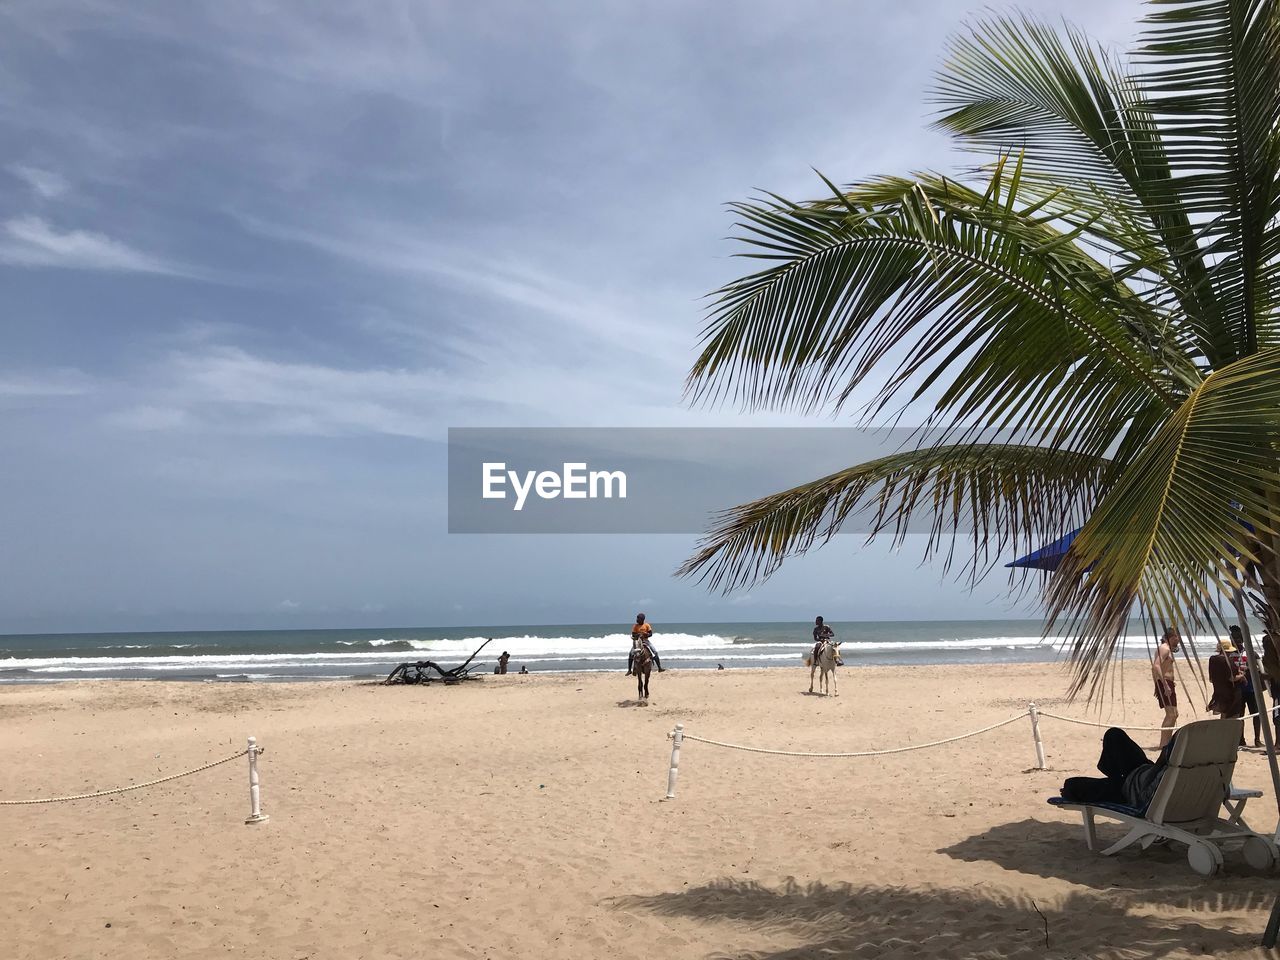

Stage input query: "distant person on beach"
[
  {"left": 519, "top": 665, "right": 529, "bottom": 675},
  {"left": 498, "top": 651, "right": 510, "bottom": 675},
  {"left": 811, "top": 616, "right": 834, "bottom": 663},
  {"left": 626, "top": 613, "right": 664, "bottom": 674},
  {"left": 1152, "top": 627, "right": 1180, "bottom": 747},
  {"left": 1228, "top": 626, "right": 1262, "bottom": 746}
]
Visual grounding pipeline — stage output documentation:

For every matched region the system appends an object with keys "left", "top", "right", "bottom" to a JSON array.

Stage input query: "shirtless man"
[{"left": 1152, "top": 626, "right": 1181, "bottom": 747}]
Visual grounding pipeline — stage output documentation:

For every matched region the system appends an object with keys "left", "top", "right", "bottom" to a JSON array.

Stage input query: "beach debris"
[{"left": 383, "top": 639, "right": 491, "bottom": 686}]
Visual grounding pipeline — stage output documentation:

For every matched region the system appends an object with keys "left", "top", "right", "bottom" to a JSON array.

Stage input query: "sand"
[{"left": 2, "top": 660, "right": 1278, "bottom": 959}]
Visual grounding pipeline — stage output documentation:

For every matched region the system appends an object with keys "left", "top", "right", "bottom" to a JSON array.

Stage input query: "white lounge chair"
[{"left": 1048, "top": 718, "right": 1278, "bottom": 876}]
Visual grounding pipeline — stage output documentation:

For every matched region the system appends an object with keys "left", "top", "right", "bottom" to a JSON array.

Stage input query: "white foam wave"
[
  {"left": 838, "top": 637, "right": 1050, "bottom": 651},
  {"left": 0, "top": 631, "right": 1071, "bottom": 678},
  {"left": 332, "top": 632, "right": 740, "bottom": 655}
]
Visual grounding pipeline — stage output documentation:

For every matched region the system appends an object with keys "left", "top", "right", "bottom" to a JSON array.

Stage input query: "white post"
[
  {"left": 245, "top": 736, "right": 269, "bottom": 825},
  {"left": 662, "top": 724, "right": 684, "bottom": 801},
  {"left": 1028, "top": 702, "right": 1046, "bottom": 770}
]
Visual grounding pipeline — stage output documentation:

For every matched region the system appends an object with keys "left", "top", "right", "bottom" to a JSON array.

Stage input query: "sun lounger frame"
[{"left": 1048, "top": 718, "right": 1279, "bottom": 876}]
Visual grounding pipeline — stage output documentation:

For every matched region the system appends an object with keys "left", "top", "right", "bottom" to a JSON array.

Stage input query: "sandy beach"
[{"left": 3, "top": 660, "right": 1278, "bottom": 959}]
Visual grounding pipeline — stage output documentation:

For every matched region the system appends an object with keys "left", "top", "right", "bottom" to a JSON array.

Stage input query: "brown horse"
[{"left": 632, "top": 638, "right": 653, "bottom": 700}]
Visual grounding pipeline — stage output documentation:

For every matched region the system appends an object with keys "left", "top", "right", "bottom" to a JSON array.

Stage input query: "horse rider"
[
  {"left": 811, "top": 616, "right": 834, "bottom": 662},
  {"left": 626, "top": 613, "right": 665, "bottom": 675}
]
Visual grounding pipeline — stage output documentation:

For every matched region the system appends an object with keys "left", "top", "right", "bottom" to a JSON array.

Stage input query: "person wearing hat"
[
  {"left": 1227, "top": 625, "right": 1264, "bottom": 747},
  {"left": 1208, "top": 636, "right": 1245, "bottom": 726}
]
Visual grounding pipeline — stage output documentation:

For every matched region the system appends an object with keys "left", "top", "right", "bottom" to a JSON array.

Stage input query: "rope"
[
  {"left": 1038, "top": 711, "right": 1260, "bottom": 732},
  {"left": 675, "top": 711, "right": 1030, "bottom": 758},
  {"left": 0, "top": 748, "right": 249, "bottom": 805}
]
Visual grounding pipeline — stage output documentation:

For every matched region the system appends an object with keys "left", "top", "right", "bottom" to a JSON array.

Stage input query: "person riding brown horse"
[
  {"left": 626, "top": 613, "right": 664, "bottom": 675},
  {"left": 631, "top": 632, "right": 653, "bottom": 699}
]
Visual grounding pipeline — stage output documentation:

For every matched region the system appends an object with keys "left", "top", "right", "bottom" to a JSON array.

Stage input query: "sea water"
[{"left": 0, "top": 618, "right": 1174, "bottom": 683}]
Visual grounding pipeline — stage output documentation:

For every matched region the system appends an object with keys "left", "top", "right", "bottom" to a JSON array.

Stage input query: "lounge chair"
[{"left": 1047, "top": 718, "right": 1278, "bottom": 876}]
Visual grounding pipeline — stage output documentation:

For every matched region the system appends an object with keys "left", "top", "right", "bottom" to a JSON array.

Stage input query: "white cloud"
[
  {"left": 101, "top": 335, "right": 719, "bottom": 439},
  {"left": 0, "top": 215, "right": 190, "bottom": 275},
  {"left": 235, "top": 213, "right": 689, "bottom": 364},
  {"left": 9, "top": 164, "right": 69, "bottom": 198},
  {"left": 0, "top": 367, "right": 93, "bottom": 397}
]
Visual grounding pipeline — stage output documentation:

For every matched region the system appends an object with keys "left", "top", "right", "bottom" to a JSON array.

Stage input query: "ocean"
[{"left": 0, "top": 618, "right": 1168, "bottom": 683}]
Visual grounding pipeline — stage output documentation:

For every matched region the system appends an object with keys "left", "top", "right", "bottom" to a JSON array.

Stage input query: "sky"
[{"left": 0, "top": 0, "right": 1147, "bottom": 634}]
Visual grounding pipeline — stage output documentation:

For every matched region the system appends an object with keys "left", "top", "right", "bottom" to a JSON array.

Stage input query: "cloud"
[
  {"left": 0, "top": 367, "right": 93, "bottom": 397},
  {"left": 102, "top": 333, "right": 719, "bottom": 439},
  {"left": 9, "top": 164, "right": 69, "bottom": 198},
  {"left": 0, "top": 216, "right": 190, "bottom": 275},
  {"left": 234, "top": 213, "right": 690, "bottom": 364}
]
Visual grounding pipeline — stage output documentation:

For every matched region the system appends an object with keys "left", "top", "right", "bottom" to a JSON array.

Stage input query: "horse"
[
  {"left": 808, "top": 639, "right": 842, "bottom": 696},
  {"left": 632, "top": 637, "right": 653, "bottom": 700}
]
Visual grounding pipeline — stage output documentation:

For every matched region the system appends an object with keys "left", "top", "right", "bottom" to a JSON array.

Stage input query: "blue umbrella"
[
  {"left": 1008, "top": 510, "right": 1256, "bottom": 572},
  {"left": 1005, "top": 529, "right": 1079, "bottom": 571}
]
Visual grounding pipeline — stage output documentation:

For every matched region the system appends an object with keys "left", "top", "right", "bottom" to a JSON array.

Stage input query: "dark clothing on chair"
[{"left": 1061, "top": 728, "right": 1175, "bottom": 812}]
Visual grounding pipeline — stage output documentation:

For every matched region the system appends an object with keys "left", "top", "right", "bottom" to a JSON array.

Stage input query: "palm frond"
[
  {"left": 933, "top": 12, "right": 1233, "bottom": 362},
  {"left": 688, "top": 164, "right": 1183, "bottom": 464},
  {"left": 677, "top": 443, "right": 1108, "bottom": 594},
  {"left": 1139, "top": 0, "right": 1280, "bottom": 356},
  {"left": 1047, "top": 346, "right": 1280, "bottom": 696}
]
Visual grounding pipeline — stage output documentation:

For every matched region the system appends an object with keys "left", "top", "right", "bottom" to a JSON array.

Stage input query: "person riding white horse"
[
  {"left": 808, "top": 616, "right": 841, "bottom": 695},
  {"left": 626, "top": 613, "right": 664, "bottom": 675},
  {"left": 810, "top": 616, "right": 833, "bottom": 663}
]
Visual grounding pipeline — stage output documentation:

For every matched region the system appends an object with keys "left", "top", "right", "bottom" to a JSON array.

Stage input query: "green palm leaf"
[
  {"left": 678, "top": 444, "right": 1108, "bottom": 594},
  {"left": 1048, "top": 347, "right": 1280, "bottom": 695}
]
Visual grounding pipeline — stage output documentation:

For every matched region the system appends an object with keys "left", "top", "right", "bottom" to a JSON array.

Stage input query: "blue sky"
[{"left": 0, "top": 0, "right": 1144, "bottom": 633}]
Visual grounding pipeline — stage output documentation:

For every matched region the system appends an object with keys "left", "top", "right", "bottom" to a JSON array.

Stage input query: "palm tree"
[{"left": 679, "top": 0, "right": 1280, "bottom": 696}]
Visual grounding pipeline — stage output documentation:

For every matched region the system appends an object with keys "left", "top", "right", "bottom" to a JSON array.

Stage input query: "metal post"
[
  {"left": 245, "top": 736, "right": 269, "bottom": 825},
  {"left": 1028, "top": 702, "right": 1046, "bottom": 770},
  {"left": 662, "top": 724, "right": 684, "bottom": 801}
]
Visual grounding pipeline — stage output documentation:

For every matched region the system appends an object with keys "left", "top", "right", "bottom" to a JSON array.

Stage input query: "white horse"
[{"left": 808, "top": 639, "right": 842, "bottom": 696}]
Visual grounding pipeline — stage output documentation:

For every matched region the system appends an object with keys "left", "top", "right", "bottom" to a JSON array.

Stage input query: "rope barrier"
[
  {"left": 674, "top": 711, "right": 1031, "bottom": 758},
  {"left": 0, "top": 747, "right": 249, "bottom": 806},
  {"left": 658, "top": 704, "right": 1276, "bottom": 800},
  {"left": 1038, "top": 710, "right": 1261, "bottom": 732}
]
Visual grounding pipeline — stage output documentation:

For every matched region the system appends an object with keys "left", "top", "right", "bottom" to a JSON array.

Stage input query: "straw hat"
[{"left": 1218, "top": 637, "right": 1237, "bottom": 654}]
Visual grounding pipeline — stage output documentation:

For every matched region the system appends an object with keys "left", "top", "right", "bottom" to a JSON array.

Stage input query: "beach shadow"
[
  {"left": 612, "top": 877, "right": 1255, "bottom": 959},
  {"left": 616, "top": 699, "right": 652, "bottom": 708},
  {"left": 940, "top": 817, "right": 1275, "bottom": 914}
]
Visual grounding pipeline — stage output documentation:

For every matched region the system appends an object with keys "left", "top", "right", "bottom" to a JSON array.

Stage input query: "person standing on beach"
[
  {"left": 811, "top": 616, "right": 834, "bottom": 663},
  {"left": 1208, "top": 637, "right": 1244, "bottom": 720},
  {"left": 1228, "top": 626, "right": 1262, "bottom": 747},
  {"left": 498, "top": 651, "right": 510, "bottom": 675},
  {"left": 1152, "top": 627, "right": 1180, "bottom": 748},
  {"left": 626, "top": 613, "right": 664, "bottom": 674}
]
